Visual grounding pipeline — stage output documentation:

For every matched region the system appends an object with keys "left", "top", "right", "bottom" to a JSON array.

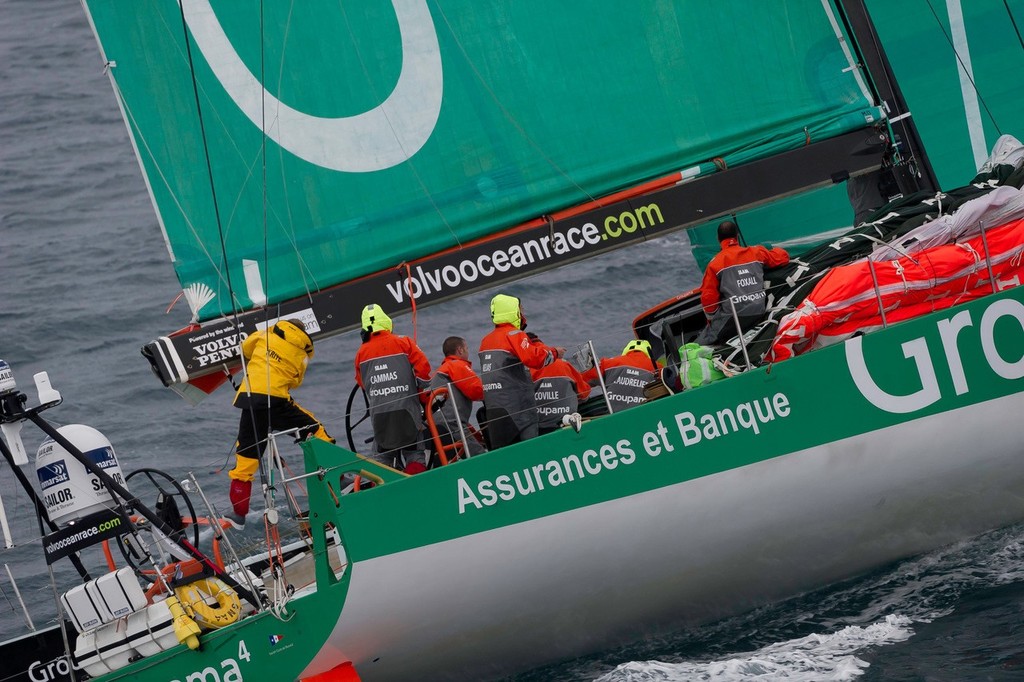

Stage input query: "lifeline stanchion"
[
  {"left": 588, "top": 340, "right": 615, "bottom": 415},
  {"left": 727, "top": 297, "right": 753, "bottom": 370},
  {"left": 867, "top": 258, "right": 888, "bottom": 328},
  {"left": 446, "top": 381, "right": 472, "bottom": 459},
  {"left": 184, "top": 472, "right": 264, "bottom": 610},
  {"left": 978, "top": 220, "right": 998, "bottom": 294},
  {"left": 4, "top": 564, "right": 34, "bottom": 631}
]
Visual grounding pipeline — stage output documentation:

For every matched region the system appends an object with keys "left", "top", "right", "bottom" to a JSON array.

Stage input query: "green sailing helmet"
[
  {"left": 622, "top": 339, "right": 652, "bottom": 358},
  {"left": 490, "top": 294, "right": 522, "bottom": 328},
  {"left": 361, "top": 304, "right": 393, "bottom": 334}
]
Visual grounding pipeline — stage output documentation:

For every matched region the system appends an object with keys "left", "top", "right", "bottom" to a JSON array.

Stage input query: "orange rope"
[
  {"left": 165, "top": 290, "right": 185, "bottom": 314},
  {"left": 263, "top": 513, "right": 286, "bottom": 584}
]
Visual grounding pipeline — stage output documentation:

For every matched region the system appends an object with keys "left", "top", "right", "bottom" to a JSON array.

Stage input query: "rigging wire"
[
  {"left": 269, "top": 1, "right": 321, "bottom": 305},
  {"left": 154, "top": 6, "right": 323, "bottom": 302},
  {"left": 174, "top": 2, "right": 261, "bottom": 523},
  {"left": 432, "top": 4, "right": 598, "bottom": 207},
  {"left": 1004, "top": 0, "right": 1024, "bottom": 54},
  {"left": 251, "top": 0, "right": 275, "bottom": 518},
  {"left": 173, "top": 1, "right": 275, "bottom": 539},
  {"left": 923, "top": 0, "right": 1003, "bottom": 135},
  {"left": 174, "top": 2, "right": 243, "bottom": 315},
  {"left": 337, "top": 3, "right": 464, "bottom": 249}
]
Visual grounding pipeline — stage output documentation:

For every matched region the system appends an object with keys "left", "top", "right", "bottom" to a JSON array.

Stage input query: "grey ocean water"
[{"left": 3, "top": 1, "right": 1024, "bottom": 680}]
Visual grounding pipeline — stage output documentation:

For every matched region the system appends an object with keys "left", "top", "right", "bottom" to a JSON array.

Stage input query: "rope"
[{"left": 174, "top": 3, "right": 242, "bottom": 313}]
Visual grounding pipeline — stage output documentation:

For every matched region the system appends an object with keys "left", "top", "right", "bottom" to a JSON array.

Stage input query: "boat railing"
[
  {"left": 862, "top": 216, "right": 1001, "bottom": 329},
  {"left": 978, "top": 220, "right": 997, "bottom": 294},
  {"left": 585, "top": 339, "right": 617, "bottom": 415},
  {"left": 423, "top": 386, "right": 470, "bottom": 465}
]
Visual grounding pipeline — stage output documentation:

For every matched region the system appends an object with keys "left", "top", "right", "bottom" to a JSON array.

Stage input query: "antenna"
[
  {"left": 0, "top": 363, "right": 63, "bottom": 467},
  {"left": 34, "top": 372, "right": 61, "bottom": 405}
]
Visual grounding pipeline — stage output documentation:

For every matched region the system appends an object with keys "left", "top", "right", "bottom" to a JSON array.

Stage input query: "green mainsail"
[{"left": 85, "top": 0, "right": 879, "bottom": 319}]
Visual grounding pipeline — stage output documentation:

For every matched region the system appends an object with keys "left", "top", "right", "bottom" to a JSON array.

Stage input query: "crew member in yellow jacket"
[{"left": 227, "top": 319, "right": 332, "bottom": 528}]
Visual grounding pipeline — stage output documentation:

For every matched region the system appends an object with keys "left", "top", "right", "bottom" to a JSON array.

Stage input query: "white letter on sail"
[
  {"left": 845, "top": 336, "right": 940, "bottom": 414},
  {"left": 180, "top": 0, "right": 443, "bottom": 172}
]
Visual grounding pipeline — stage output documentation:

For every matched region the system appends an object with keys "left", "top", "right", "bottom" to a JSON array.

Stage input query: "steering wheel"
[
  {"left": 117, "top": 467, "right": 201, "bottom": 580},
  {"left": 345, "top": 384, "right": 371, "bottom": 451}
]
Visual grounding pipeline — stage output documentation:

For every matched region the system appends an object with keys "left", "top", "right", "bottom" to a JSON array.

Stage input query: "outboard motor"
[{"left": 36, "top": 424, "right": 128, "bottom": 527}]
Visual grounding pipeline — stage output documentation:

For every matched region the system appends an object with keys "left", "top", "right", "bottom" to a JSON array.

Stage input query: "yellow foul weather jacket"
[{"left": 234, "top": 320, "right": 314, "bottom": 403}]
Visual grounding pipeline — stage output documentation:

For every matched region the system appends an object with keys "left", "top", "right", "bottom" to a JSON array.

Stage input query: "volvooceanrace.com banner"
[{"left": 43, "top": 508, "right": 129, "bottom": 565}]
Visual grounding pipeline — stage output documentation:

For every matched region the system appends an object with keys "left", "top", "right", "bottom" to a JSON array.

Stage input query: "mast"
[{"left": 836, "top": 0, "right": 941, "bottom": 196}]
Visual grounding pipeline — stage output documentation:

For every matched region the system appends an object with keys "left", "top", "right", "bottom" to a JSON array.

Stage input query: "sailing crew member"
[
  {"left": 532, "top": 349, "right": 591, "bottom": 434},
  {"left": 583, "top": 339, "right": 658, "bottom": 412},
  {"left": 228, "top": 319, "right": 333, "bottom": 529},
  {"left": 695, "top": 219, "right": 789, "bottom": 345},
  {"left": 479, "top": 294, "right": 564, "bottom": 449},
  {"left": 355, "top": 304, "right": 432, "bottom": 473},
  {"left": 429, "top": 336, "right": 487, "bottom": 457}
]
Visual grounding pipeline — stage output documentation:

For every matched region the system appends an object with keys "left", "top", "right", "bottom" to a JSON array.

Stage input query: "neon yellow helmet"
[
  {"left": 361, "top": 304, "right": 393, "bottom": 334},
  {"left": 622, "top": 339, "right": 652, "bottom": 358},
  {"left": 490, "top": 294, "right": 522, "bottom": 328}
]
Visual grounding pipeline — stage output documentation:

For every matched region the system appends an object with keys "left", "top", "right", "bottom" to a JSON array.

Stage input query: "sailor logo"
[
  {"left": 269, "top": 634, "right": 285, "bottom": 646},
  {"left": 37, "top": 461, "right": 69, "bottom": 490},
  {"left": 847, "top": 298, "right": 1024, "bottom": 414}
]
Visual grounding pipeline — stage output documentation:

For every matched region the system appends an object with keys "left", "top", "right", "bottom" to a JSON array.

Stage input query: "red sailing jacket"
[
  {"left": 434, "top": 355, "right": 484, "bottom": 401},
  {"left": 532, "top": 359, "right": 591, "bottom": 400},
  {"left": 478, "top": 324, "right": 556, "bottom": 370},
  {"left": 700, "top": 238, "right": 789, "bottom": 315},
  {"left": 353, "top": 330, "right": 431, "bottom": 390},
  {"left": 583, "top": 350, "right": 657, "bottom": 385}
]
